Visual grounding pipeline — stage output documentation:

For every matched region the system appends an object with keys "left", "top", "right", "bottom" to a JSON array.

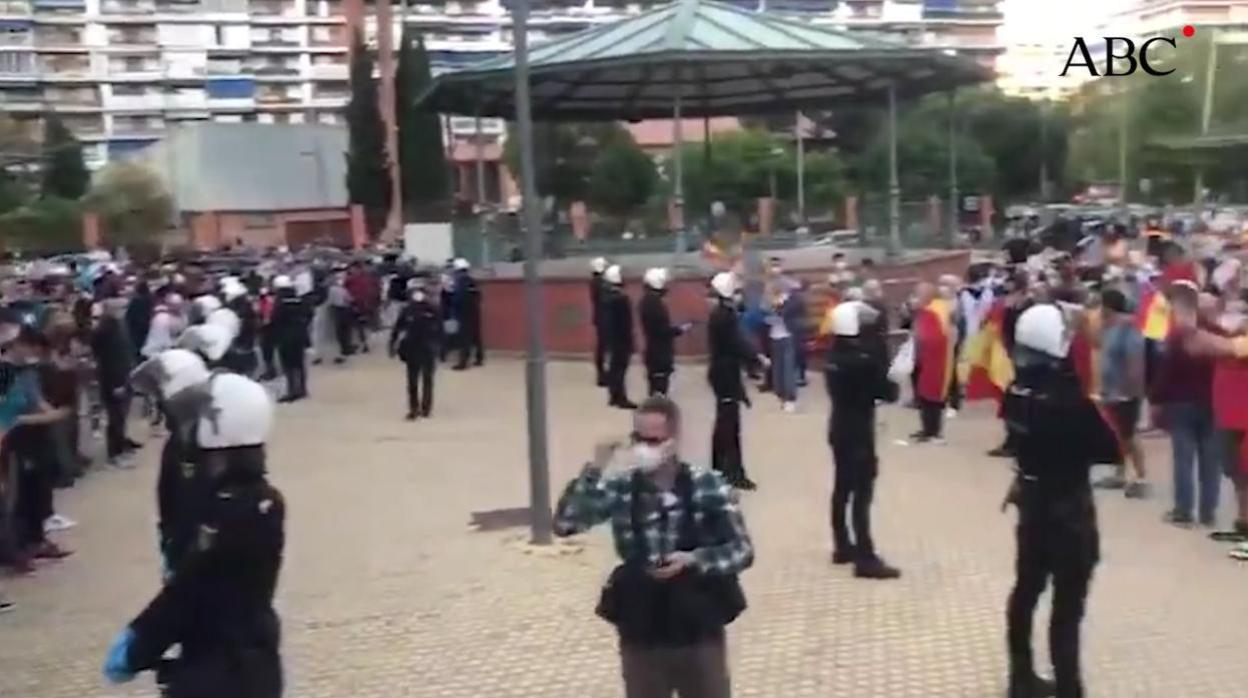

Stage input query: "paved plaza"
[{"left": 1, "top": 355, "right": 1247, "bottom": 697}]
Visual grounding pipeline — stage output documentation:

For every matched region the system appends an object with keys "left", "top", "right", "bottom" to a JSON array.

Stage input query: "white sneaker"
[
  {"left": 109, "top": 454, "right": 136, "bottom": 470},
  {"left": 1230, "top": 543, "right": 1248, "bottom": 561},
  {"left": 43, "top": 515, "right": 77, "bottom": 533},
  {"left": 782, "top": 402, "right": 797, "bottom": 413},
  {"left": 944, "top": 408, "right": 959, "bottom": 419}
]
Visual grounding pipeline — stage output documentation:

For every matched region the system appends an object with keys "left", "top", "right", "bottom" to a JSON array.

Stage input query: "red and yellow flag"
[
  {"left": 1136, "top": 286, "right": 1170, "bottom": 341},
  {"left": 959, "top": 300, "right": 1014, "bottom": 402},
  {"left": 915, "top": 298, "right": 955, "bottom": 403}
]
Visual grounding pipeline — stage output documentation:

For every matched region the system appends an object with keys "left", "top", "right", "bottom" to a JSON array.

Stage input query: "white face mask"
[
  {"left": 411, "top": 291, "right": 426, "bottom": 303},
  {"left": 632, "top": 441, "right": 672, "bottom": 472}
]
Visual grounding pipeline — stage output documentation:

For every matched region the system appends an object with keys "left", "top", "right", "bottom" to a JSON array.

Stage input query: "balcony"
[
  {"left": 44, "top": 88, "right": 100, "bottom": 109},
  {"left": 250, "top": 0, "right": 298, "bottom": 17},
  {"left": 107, "top": 61, "right": 161, "bottom": 78},
  {"left": 33, "top": 29, "right": 84, "bottom": 49},
  {"left": 31, "top": 0, "right": 84, "bottom": 8},
  {"left": 448, "top": 115, "right": 504, "bottom": 136},
  {"left": 254, "top": 89, "right": 300, "bottom": 105},
  {"left": 39, "top": 56, "right": 91, "bottom": 77},
  {"left": 60, "top": 116, "right": 104, "bottom": 139},
  {"left": 0, "top": 27, "right": 33, "bottom": 48},
  {"left": 110, "top": 118, "right": 164, "bottom": 138},
  {"left": 106, "top": 30, "right": 158, "bottom": 46},
  {"left": 0, "top": 1, "right": 32, "bottom": 16},
  {"left": 206, "top": 58, "right": 245, "bottom": 75},
  {"left": 309, "top": 62, "right": 346, "bottom": 79},
  {"left": 0, "top": 88, "right": 43, "bottom": 109},
  {"left": 252, "top": 34, "right": 301, "bottom": 49},
  {"left": 164, "top": 92, "right": 206, "bottom": 110},
  {"left": 99, "top": 0, "right": 155, "bottom": 13},
  {"left": 106, "top": 93, "right": 162, "bottom": 109}
]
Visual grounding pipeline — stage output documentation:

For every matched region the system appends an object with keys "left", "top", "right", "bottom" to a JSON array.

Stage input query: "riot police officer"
[
  {"left": 104, "top": 373, "right": 285, "bottom": 698},
  {"left": 825, "top": 300, "right": 901, "bottom": 580},
  {"left": 389, "top": 278, "right": 442, "bottom": 420},
  {"left": 707, "top": 272, "right": 766, "bottom": 490},
  {"left": 129, "top": 349, "right": 212, "bottom": 576},
  {"left": 637, "top": 267, "right": 690, "bottom": 396},
  {"left": 270, "top": 275, "right": 311, "bottom": 403},
  {"left": 450, "top": 258, "right": 483, "bottom": 370},
  {"left": 589, "top": 257, "right": 609, "bottom": 386},
  {"left": 1002, "top": 303, "right": 1109, "bottom": 698},
  {"left": 601, "top": 264, "right": 636, "bottom": 409},
  {"left": 221, "top": 278, "right": 259, "bottom": 377}
]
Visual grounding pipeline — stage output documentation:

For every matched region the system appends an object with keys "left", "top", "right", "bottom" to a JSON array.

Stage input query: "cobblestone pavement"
[{"left": 2, "top": 355, "right": 1247, "bottom": 697}]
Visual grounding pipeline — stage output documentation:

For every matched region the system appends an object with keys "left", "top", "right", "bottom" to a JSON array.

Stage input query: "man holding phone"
[{"left": 554, "top": 396, "right": 754, "bottom": 698}]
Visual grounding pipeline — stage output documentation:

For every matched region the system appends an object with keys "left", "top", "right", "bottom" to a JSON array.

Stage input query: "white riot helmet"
[
  {"left": 178, "top": 323, "right": 235, "bottom": 362},
  {"left": 197, "top": 373, "right": 274, "bottom": 450},
  {"left": 193, "top": 294, "right": 222, "bottom": 317},
  {"left": 221, "top": 279, "right": 247, "bottom": 301},
  {"left": 591, "top": 257, "right": 608, "bottom": 274},
  {"left": 130, "top": 349, "right": 210, "bottom": 401},
  {"left": 832, "top": 300, "right": 881, "bottom": 337},
  {"left": 643, "top": 267, "right": 668, "bottom": 291},
  {"left": 1014, "top": 304, "right": 1072, "bottom": 359},
  {"left": 710, "top": 272, "right": 737, "bottom": 299},
  {"left": 206, "top": 307, "right": 241, "bottom": 342},
  {"left": 604, "top": 264, "right": 623, "bottom": 285},
  {"left": 453, "top": 258, "right": 470, "bottom": 271},
  {"left": 272, "top": 275, "right": 293, "bottom": 290}
]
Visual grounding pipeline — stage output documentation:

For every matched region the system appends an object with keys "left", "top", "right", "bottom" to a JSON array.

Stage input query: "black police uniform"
[
  {"left": 452, "top": 272, "right": 484, "bottom": 369},
  {"left": 707, "top": 298, "right": 757, "bottom": 488},
  {"left": 270, "top": 290, "right": 311, "bottom": 401},
  {"left": 1003, "top": 358, "right": 1110, "bottom": 698},
  {"left": 128, "top": 450, "right": 285, "bottom": 698},
  {"left": 590, "top": 272, "right": 607, "bottom": 386},
  {"left": 638, "top": 286, "right": 683, "bottom": 396},
  {"left": 389, "top": 298, "right": 442, "bottom": 417},
  {"left": 602, "top": 285, "right": 635, "bottom": 408},
  {"left": 825, "top": 333, "right": 896, "bottom": 565},
  {"left": 156, "top": 417, "right": 210, "bottom": 573},
  {"left": 222, "top": 296, "right": 259, "bottom": 377}
]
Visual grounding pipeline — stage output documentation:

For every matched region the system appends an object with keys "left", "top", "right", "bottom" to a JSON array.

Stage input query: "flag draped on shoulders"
[
  {"left": 959, "top": 299, "right": 1013, "bottom": 402},
  {"left": 1136, "top": 286, "right": 1170, "bottom": 341},
  {"left": 915, "top": 299, "right": 954, "bottom": 402}
]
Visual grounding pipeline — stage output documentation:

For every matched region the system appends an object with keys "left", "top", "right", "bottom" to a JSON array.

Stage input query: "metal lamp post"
[{"left": 508, "top": 0, "right": 553, "bottom": 545}]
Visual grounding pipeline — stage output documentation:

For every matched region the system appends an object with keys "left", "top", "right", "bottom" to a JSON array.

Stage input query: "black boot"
[
  {"left": 831, "top": 548, "right": 856, "bottom": 565},
  {"left": 854, "top": 555, "right": 901, "bottom": 580},
  {"left": 1007, "top": 673, "right": 1057, "bottom": 698},
  {"left": 405, "top": 411, "right": 417, "bottom": 421}
]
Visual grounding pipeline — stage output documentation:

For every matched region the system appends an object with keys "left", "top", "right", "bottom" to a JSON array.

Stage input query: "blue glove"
[{"left": 102, "top": 627, "right": 137, "bottom": 684}]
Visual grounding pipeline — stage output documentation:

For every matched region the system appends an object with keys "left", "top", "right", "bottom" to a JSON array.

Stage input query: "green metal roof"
[{"left": 421, "top": 0, "right": 991, "bottom": 119}]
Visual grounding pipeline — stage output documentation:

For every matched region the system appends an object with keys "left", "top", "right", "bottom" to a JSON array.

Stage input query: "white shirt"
[{"left": 142, "top": 308, "right": 184, "bottom": 358}]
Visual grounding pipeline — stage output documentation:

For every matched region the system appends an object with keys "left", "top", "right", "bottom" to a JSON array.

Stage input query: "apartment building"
[{"left": 0, "top": 0, "right": 1003, "bottom": 174}]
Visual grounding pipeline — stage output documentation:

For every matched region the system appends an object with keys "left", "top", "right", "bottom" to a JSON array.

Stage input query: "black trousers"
[
  {"left": 607, "top": 351, "right": 631, "bottom": 405},
  {"left": 279, "top": 346, "right": 308, "bottom": 399},
  {"left": 404, "top": 356, "right": 435, "bottom": 416},
  {"left": 14, "top": 448, "right": 52, "bottom": 548},
  {"left": 830, "top": 458, "right": 876, "bottom": 560},
  {"left": 709, "top": 369, "right": 747, "bottom": 484},
  {"left": 260, "top": 329, "right": 277, "bottom": 377},
  {"left": 332, "top": 307, "right": 355, "bottom": 358},
  {"left": 354, "top": 311, "right": 371, "bottom": 353},
  {"left": 594, "top": 329, "right": 607, "bottom": 385},
  {"left": 1007, "top": 490, "right": 1098, "bottom": 698},
  {"left": 103, "top": 390, "right": 131, "bottom": 459},
  {"left": 918, "top": 398, "right": 944, "bottom": 438},
  {"left": 455, "top": 319, "right": 484, "bottom": 367},
  {"left": 646, "top": 366, "right": 671, "bottom": 397}
]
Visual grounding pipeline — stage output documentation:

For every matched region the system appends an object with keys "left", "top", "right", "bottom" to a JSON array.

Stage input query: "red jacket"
[{"left": 344, "top": 272, "right": 380, "bottom": 313}]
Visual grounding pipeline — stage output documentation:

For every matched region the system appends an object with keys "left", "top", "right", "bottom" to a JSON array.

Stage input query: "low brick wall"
[{"left": 478, "top": 250, "right": 972, "bottom": 357}]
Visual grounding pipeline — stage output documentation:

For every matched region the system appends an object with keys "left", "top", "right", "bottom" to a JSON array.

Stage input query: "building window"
[{"left": 244, "top": 214, "right": 274, "bottom": 229}]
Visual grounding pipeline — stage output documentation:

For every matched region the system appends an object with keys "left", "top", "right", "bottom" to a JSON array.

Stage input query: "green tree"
[
  {"left": 0, "top": 197, "right": 82, "bottom": 252},
  {"left": 957, "top": 89, "right": 1070, "bottom": 201},
  {"left": 41, "top": 112, "right": 89, "bottom": 200},
  {"left": 587, "top": 137, "right": 657, "bottom": 220},
  {"left": 82, "top": 161, "right": 172, "bottom": 245},
  {"left": 395, "top": 28, "right": 449, "bottom": 221},
  {"left": 345, "top": 30, "right": 392, "bottom": 236},
  {"left": 676, "top": 129, "right": 845, "bottom": 217},
  {"left": 502, "top": 122, "right": 631, "bottom": 205}
]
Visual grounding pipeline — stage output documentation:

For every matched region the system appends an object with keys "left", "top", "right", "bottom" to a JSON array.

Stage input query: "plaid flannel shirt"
[{"left": 553, "top": 463, "right": 754, "bottom": 576}]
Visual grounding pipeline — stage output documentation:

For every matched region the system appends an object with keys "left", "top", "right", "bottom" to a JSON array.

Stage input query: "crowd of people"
[
  {"left": 0, "top": 252, "right": 486, "bottom": 617},
  {"left": 2, "top": 213, "right": 1246, "bottom": 697},
  {"left": 568, "top": 218, "right": 1248, "bottom": 698}
]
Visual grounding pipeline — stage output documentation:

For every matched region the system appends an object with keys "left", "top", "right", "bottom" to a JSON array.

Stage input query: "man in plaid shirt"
[{"left": 554, "top": 396, "right": 753, "bottom": 698}]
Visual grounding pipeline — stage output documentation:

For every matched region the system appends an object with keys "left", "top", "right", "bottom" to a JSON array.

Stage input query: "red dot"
[{"left": 1183, "top": 25, "right": 1196, "bottom": 37}]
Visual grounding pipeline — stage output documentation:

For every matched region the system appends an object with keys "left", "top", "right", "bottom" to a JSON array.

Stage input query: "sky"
[{"left": 1000, "top": 0, "right": 1131, "bottom": 42}]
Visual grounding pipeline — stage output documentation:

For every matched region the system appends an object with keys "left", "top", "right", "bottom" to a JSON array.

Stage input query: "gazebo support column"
[
  {"left": 672, "top": 91, "right": 685, "bottom": 256},
  {"left": 947, "top": 91, "right": 958, "bottom": 249},
  {"left": 887, "top": 82, "right": 901, "bottom": 258}
]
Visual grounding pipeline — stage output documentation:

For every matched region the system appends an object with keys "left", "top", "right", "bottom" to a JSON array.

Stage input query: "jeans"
[
  {"left": 404, "top": 356, "right": 435, "bottom": 416},
  {"left": 1166, "top": 403, "right": 1221, "bottom": 522},
  {"left": 620, "top": 636, "right": 730, "bottom": 698},
  {"left": 769, "top": 335, "right": 797, "bottom": 403}
]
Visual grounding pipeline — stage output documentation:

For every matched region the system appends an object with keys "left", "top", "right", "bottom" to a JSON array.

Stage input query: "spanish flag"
[
  {"left": 915, "top": 298, "right": 955, "bottom": 402},
  {"left": 1136, "top": 286, "right": 1170, "bottom": 341},
  {"left": 959, "top": 299, "right": 1013, "bottom": 402},
  {"left": 700, "top": 239, "right": 741, "bottom": 270}
]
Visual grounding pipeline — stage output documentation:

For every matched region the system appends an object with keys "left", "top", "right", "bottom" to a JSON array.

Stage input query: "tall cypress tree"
[
  {"left": 395, "top": 29, "right": 450, "bottom": 221},
  {"left": 344, "top": 29, "right": 391, "bottom": 237},
  {"left": 41, "top": 111, "right": 89, "bottom": 200}
]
